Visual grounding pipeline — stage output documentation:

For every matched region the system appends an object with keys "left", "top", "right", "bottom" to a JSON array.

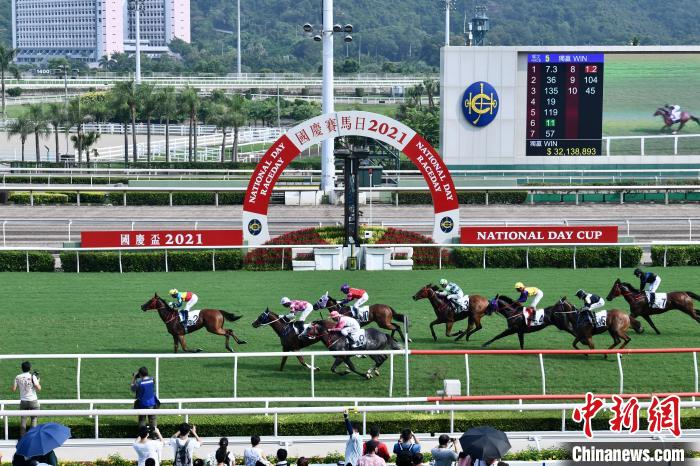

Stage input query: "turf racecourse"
[{"left": 3, "top": 267, "right": 700, "bottom": 402}]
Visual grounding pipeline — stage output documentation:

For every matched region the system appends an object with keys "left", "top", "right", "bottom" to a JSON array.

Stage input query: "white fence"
[{"left": 604, "top": 133, "right": 700, "bottom": 156}]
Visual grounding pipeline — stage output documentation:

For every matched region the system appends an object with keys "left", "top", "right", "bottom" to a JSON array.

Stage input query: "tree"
[
  {"left": 155, "top": 86, "right": 179, "bottom": 163},
  {"left": 6, "top": 112, "right": 32, "bottom": 162},
  {"left": 46, "top": 103, "right": 70, "bottom": 162},
  {"left": 228, "top": 94, "right": 250, "bottom": 162},
  {"left": 112, "top": 81, "right": 139, "bottom": 162},
  {"left": 0, "top": 45, "right": 19, "bottom": 119},
  {"left": 207, "top": 101, "right": 231, "bottom": 162},
  {"left": 71, "top": 131, "right": 100, "bottom": 164},
  {"left": 28, "top": 104, "right": 50, "bottom": 162},
  {"left": 137, "top": 83, "right": 158, "bottom": 162},
  {"left": 179, "top": 87, "right": 200, "bottom": 162},
  {"left": 423, "top": 78, "right": 438, "bottom": 109},
  {"left": 67, "top": 97, "right": 95, "bottom": 163}
]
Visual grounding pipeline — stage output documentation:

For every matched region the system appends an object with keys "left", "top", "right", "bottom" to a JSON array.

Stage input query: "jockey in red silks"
[
  {"left": 329, "top": 310, "right": 362, "bottom": 348},
  {"left": 340, "top": 284, "right": 369, "bottom": 319}
]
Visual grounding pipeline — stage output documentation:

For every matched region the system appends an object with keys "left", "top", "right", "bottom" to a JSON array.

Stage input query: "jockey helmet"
[
  {"left": 439, "top": 279, "right": 448, "bottom": 287},
  {"left": 330, "top": 310, "right": 341, "bottom": 319},
  {"left": 633, "top": 268, "right": 643, "bottom": 276},
  {"left": 169, "top": 289, "right": 178, "bottom": 296},
  {"left": 576, "top": 289, "right": 586, "bottom": 299},
  {"left": 280, "top": 297, "right": 291, "bottom": 306},
  {"left": 340, "top": 284, "right": 350, "bottom": 294},
  {"left": 514, "top": 282, "right": 525, "bottom": 290}
]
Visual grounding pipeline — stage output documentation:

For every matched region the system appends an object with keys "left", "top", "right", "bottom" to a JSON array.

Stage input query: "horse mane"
[
  {"left": 498, "top": 295, "right": 517, "bottom": 305},
  {"left": 620, "top": 282, "right": 640, "bottom": 293}
]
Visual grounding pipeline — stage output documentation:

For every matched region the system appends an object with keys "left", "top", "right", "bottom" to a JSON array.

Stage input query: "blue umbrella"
[{"left": 15, "top": 423, "right": 71, "bottom": 457}]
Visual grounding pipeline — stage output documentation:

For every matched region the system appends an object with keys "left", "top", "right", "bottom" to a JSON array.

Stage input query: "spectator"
[
  {"left": 146, "top": 460, "right": 156, "bottom": 466},
  {"left": 363, "top": 426, "right": 390, "bottom": 462},
  {"left": 207, "top": 438, "right": 233, "bottom": 466},
  {"left": 194, "top": 460, "right": 205, "bottom": 466},
  {"left": 276, "top": 449, "right": 288, "bottom": 466},
  {"left": 343, "top": 410, "right": 362, "bottom": 466},
  {"left": 131, "top": 366, "right": 158, "bottom": 430},
  {"left": 133, "top": 426, "right": 164, "bottom": 466},
  {"left": 412, "top": 453, "right": 424, "bottom": 466},
  {"left": 431, "top": 435, "right": 459, "bottom": 466},
  {"left": 457, "top": 452, "right": 471, "bottom": 466},
  {"left": 244, "top": 435, "right": 270, "bottom": 466},
  {"left": 170, "top": 423, "right": 201, "bottom": 466},
  {"left": 358, "top": 440, "right": 386, "bottom": 466},
  {"left": 214, "top": 451, "right": 230, "bottom": 466},
  {"left": 393, "top": 429, "right": 420, "bottom": 466},
  {"left": 296, "top": 458, "right": 309, "bottom": 466},
  {"left": 11, "top": 361, "right": 41, "bottom": 437},
  {"left": 473, "top": 459, "right": 498, "bottom": 466}
]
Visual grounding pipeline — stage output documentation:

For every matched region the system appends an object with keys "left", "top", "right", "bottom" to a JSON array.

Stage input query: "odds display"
[{"left": 526, "top": 53, "right": 605, "bottom": 156}]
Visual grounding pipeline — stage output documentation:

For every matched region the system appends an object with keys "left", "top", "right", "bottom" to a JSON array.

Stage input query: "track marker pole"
[
  {"left": 77, "top": 357, "right": 81, "bottom": 399},
  {"left": 538, "top": 353, "right": 546, "bottom": 394},
  {"left": 464, "top": 354, "right": 470, "bottom": 396},
  {"left": 311, "top": 355, "right": 315, "bottom": 397},
  {"left": 617, "top": 353, "right": 624, "bottom": 393},
  {"left": 155, "top": 357, "right": 160, "bottom": 398},
  {"left": 693, "top": 352, "right": 698, "bottom": 406},
  {"left": 233, "top": 355, "right": 238, "bottom": 398},
  {"left": 389, "top": 354, "right": 394, "bottom": 397},
  {"left": 404, "top": 316, "right": 409, "bottom": 397}
]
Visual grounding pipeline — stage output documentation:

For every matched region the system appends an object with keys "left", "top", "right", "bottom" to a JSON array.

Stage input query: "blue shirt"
[
  {"left": 131, "top": 376, "right": 156, "bottom": 408},
  {"left": 393, "top": 442, "right": 421, "bottom": 455}
]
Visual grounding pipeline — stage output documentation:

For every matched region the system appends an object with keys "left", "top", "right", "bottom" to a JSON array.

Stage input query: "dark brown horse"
[
  {"left": 412, "top": 284, "right": 490, "bottom": 342},
  {"left": 141, "top": 294, "right": 246, "bottom": 353},
  {"left": 654, "top": 107, "right": 700, "bottom": 133},
  {"left": 558, "top": 298, "right": 638, "bottom": 357},
  {"left": 251, "top": 308, "right": 321, "bottom": 371},
  {"left": 316, "top": 294, "right": 409, "bottom": 343},
  {"left": 606, "top": 279, "right": 700, "bottom": 334}
]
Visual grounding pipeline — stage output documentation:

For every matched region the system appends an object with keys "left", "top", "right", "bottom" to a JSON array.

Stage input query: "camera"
[{"left": 32, "top": 370, "right": 40, "bottom": 377}]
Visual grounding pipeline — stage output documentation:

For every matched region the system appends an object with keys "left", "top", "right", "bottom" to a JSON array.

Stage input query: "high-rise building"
[{"left": 12, "top": 0, "right": 190, "bottom": 64}]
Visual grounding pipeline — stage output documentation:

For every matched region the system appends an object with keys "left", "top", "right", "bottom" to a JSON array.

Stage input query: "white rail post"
[
  {"left": 26, "top": 251, "right": 29, "bottom": 272},
  {"left": 119, "top": 251, "right": 123, "bottom": 274},
  {"left": 68, "top": 220, "right": 72, "bottom": 242},
  {"left": 94, "top": 415, "right": 99, "bottom": 439},
  {"left": 362, "top": 411, "right": 367, "bottom": 435},
  {"left": 482, "top": 249, "right": 486, "bottom": 269},
  {"left": 664, "top": 246, "right": 668, "bottom": 268},
  {"left": 573, "top": 247, "right": 577, "bottom": 270},
  {"left": 76, "top": 251, "right": 80, "bottom": 273},
  {"left": 617, "top": 353, "right": 624, "bottom": 393},
  {"left": 450, "top": 409, "right": 455, "bottom": 434},
  {"left": 3, "top": 410, "right": 7, "bottom": 440},
  {"left": 233, "top": 355, "right": 238, "bottom": 398},
  {"left": 311, "top": 355, "right": 315, "bottom": 397},
  {"left": 561, "top": 409, "right": 566, "bottom": 432},
  {"left": 641, "top": 137, "right": 645, "bottom": 156},
  {"left": 464, "top": 354, "right": 470, "bottom": 396},
  {"left": 165, "top": 250, "right": 169, "bottom": 273},
  {"left": 212, "top": 251, "right": 216, "bottom": 272},
  {"left": 389, "top": 354, "right": 394, "bottom": 397},
  {"left": 538, "top": 353, "right": 546, "bottom": 394},
  {"left": 274, "top": 413, "right": 278, "bottom": 437},
  {"left": 123, "top": 192, "right": 127, "bottom": 206},
  {"left": 438, "top": 247, "right": 442, "bottom": 269},
  {"left": 689, "top": 219, "right": 693, "bottom": 241},
  {"left": 526, "top": 248, "right": 530, "bottom": 269},
  {"left": 674, "top": 135, "right": 679, "bottom": 155},
  {"left": 77, "top": 357, "right": 81, "bottom": 399},
  {"left": 694, "top": 352, "right": 698, "bottom": 405},
  {"left": 2, "top": 221, "right": 6, "bottom": 247},
  {"left": 404, "top": 318, "right": 410, "bottom": 397},
  {"left": 155, "top": 356, "right": 160, "bottom": 398}
]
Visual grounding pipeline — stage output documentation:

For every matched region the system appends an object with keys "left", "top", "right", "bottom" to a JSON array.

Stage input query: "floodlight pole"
[
  {"left": 320, "top": 0, "right": 335, "bottom": 195},
  {"left": 237, "top": 0, "right": 242, "bottom": 76}
]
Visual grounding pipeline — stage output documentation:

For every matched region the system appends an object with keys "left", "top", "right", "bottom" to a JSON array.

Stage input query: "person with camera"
[
  {"left": 131, "top": 366, "right": 158, "bottom": 430},
  {"left": 133, "top": 426, "right": 164, "bottom": 466},
  {"left": 11, "top": 361, "right": 41, "bottom": 437},
  {"left": 170, "top": 423, "right": 201, "bottom": 466},
  {"left": 430, "top": 435, "right": 460, "bottom": 466}
]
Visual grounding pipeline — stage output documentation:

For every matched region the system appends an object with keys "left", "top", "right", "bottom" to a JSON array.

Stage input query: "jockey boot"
[
  {"left": 293, "top": 321, "right": 305, "bottom": 335},
  {"left": 650, "top": 293, "right": 656, "bottom": 308},
  {"left": 180, "top": 311, "right": 189, "bottom": 332}
]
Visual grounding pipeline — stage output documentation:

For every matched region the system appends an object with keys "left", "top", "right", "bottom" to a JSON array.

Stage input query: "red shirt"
[
  {"left": 363, "top": 441, "right": 390, "bottom": 461},
  {"left": 347, "top": 288, "right": 367, "bottom": 300}
]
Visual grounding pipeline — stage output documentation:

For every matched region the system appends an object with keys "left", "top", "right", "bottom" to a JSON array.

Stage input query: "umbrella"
[
  {"left": 15, "top": 423, "right": 71, "bottom": 458},
  {"left": 459, "top": 426, "right": 511, "bottom": 460}
]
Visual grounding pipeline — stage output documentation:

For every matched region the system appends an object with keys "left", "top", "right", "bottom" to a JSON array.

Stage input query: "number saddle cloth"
[
  {"left": 180, "top": 310, "right": 201, "bottom": 330},
  {"left": 355, "top": 306, "right": 370, "bottom": 323},
  {"left": 593, "top": 310, "right": 607, "bottom": 328},
  {"left": 522, "top": 308, "right": 545, "bottom": 327},
  {"left": 645, "top": 292, "right": 667, "bottom": 309}
]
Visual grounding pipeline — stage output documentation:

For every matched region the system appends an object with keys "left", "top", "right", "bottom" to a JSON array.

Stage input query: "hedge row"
[
  {"left": 9, "top": 191, "right": 107, "bottom": 204},
  {"left": 397, "top": 191, "right": 528, "bottom": 205},
  {"left": 651, "top": 245, "right": 700, "bottom": 266},
  {"left": 3, "top": 176, "right": 130, "bottom": 185},
  {"left": 59, "top": 250, "right": 243, "bottom": 272},
  {"left": 105, "top": 192, "right": 245, "bottom": 205},
  {"left": 453, "top": 247, "right": 643, "bottom": 268},
  {"left": 0, "top": 251, "right": 54, "bottom": 271}
]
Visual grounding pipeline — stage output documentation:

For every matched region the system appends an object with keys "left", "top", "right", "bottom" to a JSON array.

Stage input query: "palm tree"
[
  {"left": 155, "top": 87, "right": 179, "bottom": 163},
  {"left": 67, "top": 97, "right": 96, "bottom": 163},
  {"left": 423, "top": 78, "right": 439, "bottom": 109},
  {"left": 71, "top": 131, "right": 100, "bottom": 163},
  {"left": 228, "top": 94, "right": 250, "bottom": 163},
  {"left": 137, "top": 83, "right": 158, "bottom": 162},
  {"left": 0, "top": 45, "right": 19, "bottom": 119},
  {"left": 179, "top": 87, "right": 200, "bottom": 162},
  {"left": 206, "top": 101, "right": 232, "bottom": 163},
  {"left": 28, "top": 104, "right": 50, "bottom": 162},
  {"left": 6, "top": 112, "right": 32, "bottom": 162},
  {"left": 46, "top": 103, "right": 70, "bottom": 162},
  {"left": 112, "top": 81, "right": 139, "bottom": 162}
]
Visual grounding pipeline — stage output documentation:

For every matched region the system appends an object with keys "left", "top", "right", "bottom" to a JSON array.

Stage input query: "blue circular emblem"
[
  {"left": 247, "top": 219, "right": 262, "bottom": 236},
  {"left": 439, "top": 216, "right": 454, "bottom": 233},
  {"left": 462, "top": 81, "right": 499, "bottom": 127}
]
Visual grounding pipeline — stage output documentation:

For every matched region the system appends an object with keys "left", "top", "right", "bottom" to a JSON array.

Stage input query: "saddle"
[
  {"left": 523, "top": 308, "right": 545, "bottom": 327},
  {"left": 645, "top": 292, "right": 667, "bottom": 309}
]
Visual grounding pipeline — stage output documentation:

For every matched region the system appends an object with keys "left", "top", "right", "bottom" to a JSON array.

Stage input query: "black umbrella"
[{"left": 459, "top": 426, "right": 511, "bottom": 460}]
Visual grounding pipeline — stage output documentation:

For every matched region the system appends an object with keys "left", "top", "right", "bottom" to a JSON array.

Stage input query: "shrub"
[
  {"left": 0, "top": 251, "right": 54, "bottom": 272},
  {"left": 452, "top": 248, "right": 483, "bottom": 268},
  {"left": 6, "top": 87, "right": 22, "bottom": 97},
  {"left": 453, "top": 246, "right": 641, "bottom": 269},
  {"left": 486, "top": 248, "right": 527, "bottom": 268},
  {"left": 651, "top": 245, "right": 700, "bottom": 266},
  {"left": 59, "top": 250, "right": 243, "bottom": 272},
  {"left": 397, "top": 191, "right": 527, "bottom": 205},
  {"left": 377, "top": 228, "right": 452, "bottom": 269},
  {"left": 9, "top": 192, "right": 68, "bottom": 205},
  {"left": 244, "top": 228, "right": 327, "bottom": 270}
]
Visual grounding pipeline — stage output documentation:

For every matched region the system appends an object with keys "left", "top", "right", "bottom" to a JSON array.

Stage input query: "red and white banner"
[
  {"left": 460, "top": 226, "right": 618, "bottom": 244},
  {"left": 81, "top": 230, "right": 243, "bottom": 248}
]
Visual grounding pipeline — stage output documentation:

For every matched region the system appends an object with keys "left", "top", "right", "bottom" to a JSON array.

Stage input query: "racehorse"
[
  {"left": 316, "top": 294, "right": 409, "bottom": 343},
  {"left": 141, "top": 294, "right": 246, "bottom": 353},
  {"left": 481, "top": 295, "right": 576, "bottom": 349},
  {"left": 412, "top": 284, "right": 490, "bottom": 342},
  {"left": 251, "top": 308, "right": 321, "bottom": 371},
  {"left": 305, "top": 320, "right": 402, "bottom": 379},
  {"left": 654, "top": 107, "right": 700, "bottom": 134},
  {"left": 557, "top": 298, "right": 638, "bottom": 357},
  {"left": 606, "top": 279, "right": 700, "bottom": 334}
]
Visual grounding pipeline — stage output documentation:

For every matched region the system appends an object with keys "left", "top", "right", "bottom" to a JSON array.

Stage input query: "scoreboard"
[{"left": 526, "top": 53, "right": 605, "bottom": 156}]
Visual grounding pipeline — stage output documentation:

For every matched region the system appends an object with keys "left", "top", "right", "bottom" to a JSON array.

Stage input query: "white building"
[{"left": 11, "top": 0, "right": 190, "bottom": 64}]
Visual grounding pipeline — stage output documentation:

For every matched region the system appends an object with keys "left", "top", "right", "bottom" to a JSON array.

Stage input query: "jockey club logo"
[
  {"left": 462, "top": 81, "right": 499, "bottom": 127},
  {"left": 247, "top": 219, "right": 262, "bottom": 236},
  {"left": 440, "top": 216, "right": 454, "bottom": 233}
]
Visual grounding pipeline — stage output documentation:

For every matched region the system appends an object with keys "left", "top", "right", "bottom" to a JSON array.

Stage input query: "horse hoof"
[
  {"left": 365, "top": 373, "right": 372, "bottom": 379},
  {"left": 239, "top": 340, "right": 248, "bottom": 345},
  {"left": 195, "top": 348, "right": 203, "bottom": 353},
  {"left": 314, "top": 367, "right": 321, "bottom": 372},
  {"left": 408, "top": 338, "right": 413, "bottom": 343},
  {"left": 374, "top": 369, "right": 380, "bottom": 376}
]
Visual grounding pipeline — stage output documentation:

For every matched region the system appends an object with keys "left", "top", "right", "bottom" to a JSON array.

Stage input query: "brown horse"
[
  {"left": 654, "top": 107, "right": 700, "bottom": 134},
  {"left": 141, "top": 294, "right": 247, "bottom": 353},
  {"left": 412, "top": 284, "right": 490, "bottom": 342},
  {"left": 316, "top": 294, "right": 409, "bottom": 343},
  {"left": 558, "top": 298, "right": 637, "bottom": 358},
  {"left": 606, "top": 279, "right": 700, "bottom": 334},
  {"left": 251, "top": 308, "right": 321, "bottom": 371}
]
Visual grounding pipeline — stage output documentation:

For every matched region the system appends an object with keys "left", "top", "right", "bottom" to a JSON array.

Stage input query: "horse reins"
[{"left": 154, "top": 299, "right": 178, "bottom": 325}]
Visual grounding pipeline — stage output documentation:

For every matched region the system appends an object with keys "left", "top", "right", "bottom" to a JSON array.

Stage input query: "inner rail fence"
[{"left": 0, "top": 347, "right": 699, "bottom": 439}]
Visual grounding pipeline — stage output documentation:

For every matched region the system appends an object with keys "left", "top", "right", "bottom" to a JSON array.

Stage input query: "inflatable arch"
[{"left": 242, "top": 111, "right": 460, "bottom": 245}]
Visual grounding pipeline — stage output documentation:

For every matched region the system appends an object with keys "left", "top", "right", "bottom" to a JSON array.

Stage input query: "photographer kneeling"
[{"left": 131, "top": 366, "right": 159, "bottom": 430}]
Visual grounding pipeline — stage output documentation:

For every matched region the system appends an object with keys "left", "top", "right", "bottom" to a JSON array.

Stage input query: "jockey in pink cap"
[{"left": 329, "top": 310, "right": 363, "bottom": 348}]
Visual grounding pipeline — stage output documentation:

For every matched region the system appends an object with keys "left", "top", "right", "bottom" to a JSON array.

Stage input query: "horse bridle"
[
  {"left": 152, "top": 297, "right": 178, "bottom": 325},
  {"left": 425, "top": 287, "right": 453, "bottom": 313},
  {"left": 257, "top": 311, "right": 283, "bottom": 326},
  {"left": 616, "top": 282, "right": 645, "bottom": 303}
]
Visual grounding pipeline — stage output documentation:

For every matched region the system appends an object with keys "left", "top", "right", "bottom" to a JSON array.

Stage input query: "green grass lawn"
[
  {"left": 335, "top": 103, "right": 399, "bottom": 119},
  {"left": 3, "top": 267, "right": 700, "bottom": 402}
]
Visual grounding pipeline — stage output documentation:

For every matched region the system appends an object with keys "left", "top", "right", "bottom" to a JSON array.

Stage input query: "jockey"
[
  {"left": 634, "top": 268, "right": 661, "bottom": 306},
  {"left": 329, "top": 310, "right": 363, "bottom": 349},
  {"left": 438, "top": 278, "right": 468, "bottom": 313},
  {"left": 575, "top": 289, "right": 605, "bottom": 326},
  {"left": 280, "top": 297, "right": 314, "bottom": 336},
  {"left": 515, "top": 282, "right": 543, "bottom": 327},
  {"left": 340, "top": 284, "right": 369, "bottom": 319},
  {"left": 169, "top": 289, "right": 198, "bottom": 327},
  {"left": 667, "top": 104, "right": 682, "bottom": 123}
]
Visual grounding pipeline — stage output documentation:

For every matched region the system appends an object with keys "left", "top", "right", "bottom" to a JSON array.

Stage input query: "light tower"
[
  {"left": 127, "top": 0, "right": 146, "bottom": 83},
  {"left": 441, "top": 0, "right": 456, "bottom": 46},
  {"left": 471, "top": 4, "right": 490, "bottom": 46}
]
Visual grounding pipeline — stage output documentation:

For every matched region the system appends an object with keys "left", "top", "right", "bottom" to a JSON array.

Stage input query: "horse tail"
[
  {"left": 685, "top": 292, "right": 700, "bottom": 302},
  {"left": 390, "top": 306, "right": 409, "bottom": 328},
  {"left": 692, "top": 116, "right": 700, "bottom": 125},
  {"left": 221, "top": 310, "right": 243, "bottom": 322}
]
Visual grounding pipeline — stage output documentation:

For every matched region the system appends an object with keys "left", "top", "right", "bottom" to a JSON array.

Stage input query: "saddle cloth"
[
  {"left": 523, "top": 308, "right": 545, "bottom": 326},
  {"left": 356, "top": 306, "right": 370, "bottom": 323},
  {"left": 594, "top": 310, "right": 608, "bottom": 328},
  {"left": 645, "top": 292, "right": 667, "bottom": 309},
  {"left": 180, "top": 310, "right": 201, "bottom": 328},
  {"left": 351, "top": 329, "right": 367, "bottom": 348}
]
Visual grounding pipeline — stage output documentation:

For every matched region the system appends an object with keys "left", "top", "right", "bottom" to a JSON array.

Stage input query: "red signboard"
[
  {"left": 81, "top": 230, "right": 243, "bottom": 248},
  {"left": 460, "top": 226, "right": 618, "bottom": 244}
]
